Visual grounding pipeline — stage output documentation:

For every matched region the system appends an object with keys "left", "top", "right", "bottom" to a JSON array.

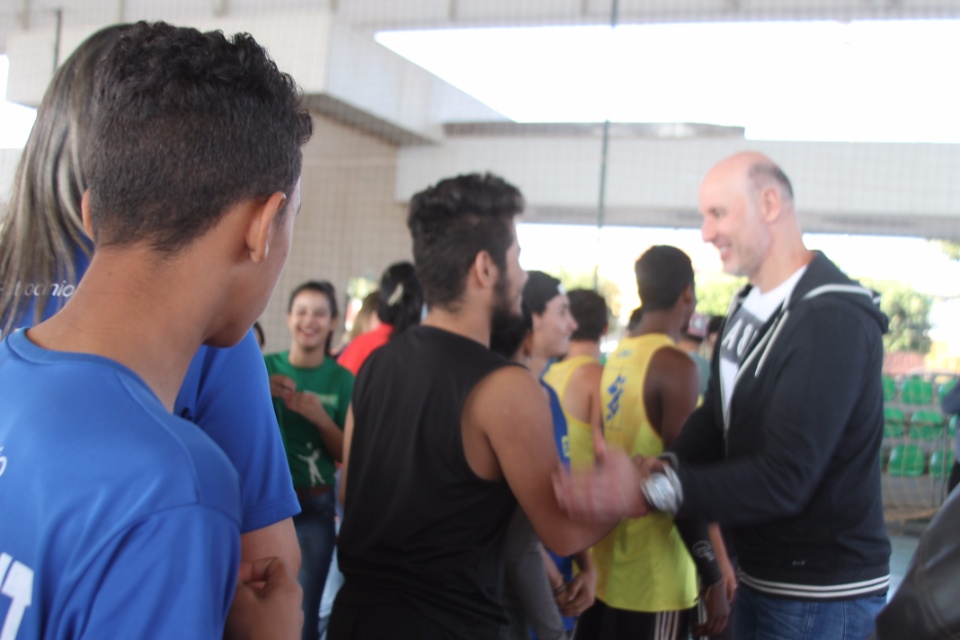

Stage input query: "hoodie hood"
[
  {"left": 787, "top": 251, "right": 889, "bottom": 335},
  {"left": 728, "top": 251, "right": 889, "bottom": 380}
]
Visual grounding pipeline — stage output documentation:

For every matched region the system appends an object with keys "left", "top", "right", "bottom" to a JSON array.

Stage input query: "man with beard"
[{"left": 329, "top": 173, "right": 620, "bottom": 640}]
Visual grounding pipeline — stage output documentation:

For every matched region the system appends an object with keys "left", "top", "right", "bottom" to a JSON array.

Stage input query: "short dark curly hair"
[
  {"left": 84, "top": 21, "right": 313, "bottom": 253},
  {"left": 568, "top": 289, "right": 608, "bottom": 342},
  {"left": 407, "top": 173, "right": 524, "bottom": 310},
  {"left": 634, "top": 245, "right": 694, "bottom": 312}
]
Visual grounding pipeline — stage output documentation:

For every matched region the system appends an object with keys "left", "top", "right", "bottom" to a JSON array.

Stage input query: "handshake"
[{"left": 552, "top": 429, "right": 682, "bottom": 523}]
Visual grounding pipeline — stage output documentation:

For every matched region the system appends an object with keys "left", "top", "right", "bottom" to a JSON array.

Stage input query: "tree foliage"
[
  {"left": 861, "top": 278, "right": 933, "bottom": 354},
  {"left": 694, "top": 272, "right": 746, "bottom": 317},
  {"left": 934, "top": 240, "right": 960, "bottom": 261}
]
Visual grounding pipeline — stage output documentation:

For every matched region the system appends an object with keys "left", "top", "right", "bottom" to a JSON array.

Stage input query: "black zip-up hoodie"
[{"left": 666, "top": 252, "right": 891, "bottom": 600}]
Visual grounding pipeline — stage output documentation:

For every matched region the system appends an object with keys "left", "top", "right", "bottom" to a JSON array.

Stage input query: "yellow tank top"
[
  {"left": 593, "top": 334, "right": 698, "bottom": 612},
  {"left": 542, "top": 355, "right": 597, "bottom": 470}
]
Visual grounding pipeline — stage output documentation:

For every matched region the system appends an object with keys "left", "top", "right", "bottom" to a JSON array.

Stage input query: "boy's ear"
[
  {"left": 81, "top": 190, "right": 94, "bottom": 239},
  {"left": 246, "top": 191, "right": 288, "bottom": 264}
]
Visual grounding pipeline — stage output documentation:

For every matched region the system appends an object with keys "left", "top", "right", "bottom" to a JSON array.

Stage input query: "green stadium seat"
[
  {"left": 882, "top": 374, "right": 898, "bottom": 402},
  {"left": 901, "top": 376, "right": 934, "bottom": 405},
  {"left": 929, "top": 448, "right": 955, "bottom": 478},
  {"left": 883, "top": 407, "right": 906, "bottom": 438},
  {"left": 909, "top": 410, "right": 945, "bottom": 441},
  {"left": 887, "top": 444, "right": 926, "bottom": 477},
  {"left": 950, "top": 415, "right": 957, "bottom": 437}
]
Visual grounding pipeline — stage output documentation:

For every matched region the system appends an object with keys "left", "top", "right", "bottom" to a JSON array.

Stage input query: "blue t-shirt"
[
  {"left": 2, "top": 247, "right": 298, "bottom": 533},
  {"left": 542, "top": 382, "right": 576, "bottom": 634},
  {"left": 0, "top": 331, "right": 242, "bottom": 638}
]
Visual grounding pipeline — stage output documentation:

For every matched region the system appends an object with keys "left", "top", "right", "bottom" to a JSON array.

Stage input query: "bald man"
[{"left": 556, "top": 152, "right": 891, "bottom": 640}]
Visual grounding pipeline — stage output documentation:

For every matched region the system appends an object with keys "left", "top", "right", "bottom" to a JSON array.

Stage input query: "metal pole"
[
  {"left": 594, "top": 0, "right": 618, "bottom": 290},
  {"left": 52, "top": 8, "right": 63, "bottom": 75},
  {"left": 594, "top": 119, "right": 611, "bottom": 290}
]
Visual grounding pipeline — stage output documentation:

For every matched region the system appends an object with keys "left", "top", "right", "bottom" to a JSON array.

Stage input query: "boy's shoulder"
[
  {"left": 0, "top": 331, "right": 241, "bottom": 522},
  {"left": 0, "top": 334, "right": 242, "bottom": 638}
]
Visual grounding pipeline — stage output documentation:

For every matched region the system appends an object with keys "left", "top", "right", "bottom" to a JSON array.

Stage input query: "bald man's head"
[
  {"left": 698, "top": 151, "right": 799, "bottom": 284},
  {"left": 704, "top": 152, "right": 792, "bottom": 201},
  {"left": 748, "top": 159, "right": 794, "bottom": 209}
]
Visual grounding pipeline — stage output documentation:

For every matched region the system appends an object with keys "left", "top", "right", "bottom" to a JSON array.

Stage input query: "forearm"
[
  {"left": 709, "top": 524, "right": 734, "bottom": 577},
  {"left": 674, "top": 450, "right": 813, "bottom": 525},
  {"left": 312, "top": 419, "right": 344, "bottom": 460},
  {"left": 540, "top": 545, "right": 565, "bottom": 591},
  {"left": 539, "top": 513, "right": 618, "bottom": 558},
  {"left": 674, "top": 517, "right": 722, "bottom": 586}
]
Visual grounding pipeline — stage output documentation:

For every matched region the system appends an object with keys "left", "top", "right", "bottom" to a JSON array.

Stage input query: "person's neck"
[
  {"left": 527, "top": 353, "right": 551, "bottom": 379},
  {"left": 635, "top": 310, "right": 683, "bottom": 343},
  {"left": 25, "top": 248, "right": 213, "bottom": 411},
  {"left": 422, "top": 302, "right": 492, "bottom": 347},
  {"left": 565, "top": 340, "right": 601, "bottom": 361},
  {"left": 751, "top": 243, "right": 814, "bottom": 294},
  {"left": 288, "top": 344, "right": 326, "bottom": 368}
]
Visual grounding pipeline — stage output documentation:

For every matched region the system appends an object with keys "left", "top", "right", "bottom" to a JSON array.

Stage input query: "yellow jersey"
[
  {"left": 543, "top": 355, "right": 597, "bottom": 470},
  {"left": 593, "top": 333, "right": 698, "bottom": 612}
]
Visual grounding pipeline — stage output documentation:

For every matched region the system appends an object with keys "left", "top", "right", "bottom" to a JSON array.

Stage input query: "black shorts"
[{"left": 574, "top": 598, "right": 693, "bottom": 640}]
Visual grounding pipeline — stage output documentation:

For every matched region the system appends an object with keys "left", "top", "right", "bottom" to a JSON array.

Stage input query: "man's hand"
[
  {"left": 559, "top": 563, "right": 596, "bottom": 617},
  {"left": 553, "top": 425, "right": 649, "bottom": 521},
  {"left": 692, "top": 581, "right": 730, "bottom": 638},
  {"left": 709, "top": 523, "right": 737, "bottom": 604},
  {"left": 225, "top": 557, "right": 303, "bottom": 640},
  {"left": 284, "top": 391, "right": 333, "bottom": 428},
  {"left": 633, "top": 454, "right": 666, "bottom": 477},
  {"left": 269, "top": 374, "right": 296, "bottom": 400}
]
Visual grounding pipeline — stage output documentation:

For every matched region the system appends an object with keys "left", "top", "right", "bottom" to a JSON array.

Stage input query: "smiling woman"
[{"left": 263, "top": 279, "right": 355, "bottom": 640}]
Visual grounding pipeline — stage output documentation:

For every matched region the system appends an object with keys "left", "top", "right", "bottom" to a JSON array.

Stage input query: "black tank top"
[{"left": 337, "top": 325, "right": 517, "bottom": 637}]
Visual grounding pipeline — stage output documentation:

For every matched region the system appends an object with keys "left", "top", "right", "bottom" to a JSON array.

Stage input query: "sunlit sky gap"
[{"left": 376, "top": 20, "right": 960, "bottom": 143}]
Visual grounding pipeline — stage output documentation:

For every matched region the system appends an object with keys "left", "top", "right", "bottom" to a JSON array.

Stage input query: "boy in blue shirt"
[{"left": 0, "top": 21, "right": 313, "bottom": 640}]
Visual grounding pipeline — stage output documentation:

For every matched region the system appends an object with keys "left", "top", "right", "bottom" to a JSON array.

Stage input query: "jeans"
[
  {"left": 735, "top": 584, "right": 885, "bottom": 640},
  {"left": 294, "top": 490, "right": 337, "bottom": 640},
  {"left": 317, "top": 523, "right": 344, "bottom": 640}
]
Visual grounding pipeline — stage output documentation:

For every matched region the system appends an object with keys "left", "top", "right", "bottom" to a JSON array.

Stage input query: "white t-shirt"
[{"left": 719, "top": 266, "right": 807, "bottom": 413}]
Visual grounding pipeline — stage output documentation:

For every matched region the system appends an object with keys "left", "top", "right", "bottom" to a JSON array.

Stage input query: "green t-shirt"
[{"left": 263, "top": 351, "right": 354, "bottom": 488}]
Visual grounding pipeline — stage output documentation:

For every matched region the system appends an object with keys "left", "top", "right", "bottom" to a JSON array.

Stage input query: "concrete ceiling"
[
  {"left": 4, "top": 0, "right": 960, "bottom": 241},
  {"left": 4, "top": 0, "right": 960, "bottom": 55}
]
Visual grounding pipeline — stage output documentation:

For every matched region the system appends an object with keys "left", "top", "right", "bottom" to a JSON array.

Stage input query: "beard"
[{"left": 489, "top": 270, "right": 529, "bottom": 359}]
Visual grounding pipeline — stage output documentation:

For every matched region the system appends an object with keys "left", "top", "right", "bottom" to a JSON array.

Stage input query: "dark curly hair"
[
  {"left": 84, "top": 21, "right": 313, "bottom": 253},
  {"left": 407, "top": 173, "right": 524, "bottom": 310},
  {"left": 568, "top": 289, "right": 608, "bottom": 342},
  {"left": 634, "top": 245, "right": 694, "bottom": 312}
]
